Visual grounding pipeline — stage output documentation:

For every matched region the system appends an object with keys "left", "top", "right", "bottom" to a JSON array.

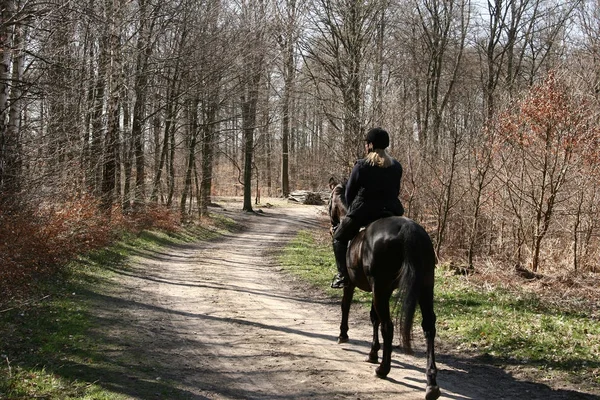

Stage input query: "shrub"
[{"left": 0, "top": 195, "right": 179, "bottom": 304}]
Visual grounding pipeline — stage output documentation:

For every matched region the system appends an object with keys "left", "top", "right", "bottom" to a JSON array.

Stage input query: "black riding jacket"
[{"left": 345, "top": 158, "right": 404, "bottom": 225}]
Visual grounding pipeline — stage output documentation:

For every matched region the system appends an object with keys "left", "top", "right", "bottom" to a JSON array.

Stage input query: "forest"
[{"left": 1, "top": 0, "right": 599, "bottom": 294}]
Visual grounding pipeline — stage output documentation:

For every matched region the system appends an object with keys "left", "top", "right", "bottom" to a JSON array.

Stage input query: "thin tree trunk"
[
  {"left": 194, "top": 158, "right": 201, "bottom": 218},
  {"left": 373, "top": 1, "right": 386, "bottom": 123},
  {"left": 242, "top": 92, "right": 257, "bottom": 212},
  {"left": 435, "top": 129, "right": 459, "bottom": 258},
  {"left": 83, "top": 16, "right": 96, "bottom": 192},
  {"left": 167, "top": 111, "right": 176, "bottom": 207},
  {"left": 280, "top": 29, "right": 293, "bottom": 197}
]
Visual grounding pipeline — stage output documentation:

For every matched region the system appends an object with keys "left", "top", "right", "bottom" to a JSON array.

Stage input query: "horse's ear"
[{"left": 328, "top": 176, "right": 338, "bottom": 189}]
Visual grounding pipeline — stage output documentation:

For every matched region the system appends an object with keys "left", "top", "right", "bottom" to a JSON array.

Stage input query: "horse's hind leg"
[
  {"left": 367, "top": 303, "right": 380, "bottom": 363},
  {"left": 338, "top": 285, "right": 354, "bottom": 343},
  {"left": 420, "top": 284, "right": 440, "bottom": 400},
  {"left": 372, "top": 288, "right": 393, "bottom": 378}
]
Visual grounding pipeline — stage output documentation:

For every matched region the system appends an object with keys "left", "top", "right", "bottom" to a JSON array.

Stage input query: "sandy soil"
[{"left": 87, "top": 200, "right": 599, "bottom": 400}]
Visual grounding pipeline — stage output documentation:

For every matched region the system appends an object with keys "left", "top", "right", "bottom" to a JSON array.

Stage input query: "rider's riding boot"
[{"left": 331, "top": 240, "right": 349, "bottom": 288}]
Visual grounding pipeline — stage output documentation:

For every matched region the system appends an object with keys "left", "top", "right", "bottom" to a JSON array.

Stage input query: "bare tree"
[
  {"left": 0, "top": 0, "right": 21, "bottom": 199},
  {"left": 235, "top": 0, "right": 270, "bottom": 212},
  {"left": 0, "top": 0, "right": 13, "bottom": 197},
  {"left": 100, "top": 0, "right": 126, "bottom": 213},
  {"left": 132, "top": 0, "right": 161, "bottom": 209},
  {"left": 198, "top": 0, "right": 229, "bottom": 216},
  {"left": 5, "top": 0, "right": 600, "bottom": 276},
  {"left": 275, "top": 0, "right": 304, "bottom": 197},
  {"left": 302, "top": 0, "right": 381, "bottom": 169},
  {"left": 412, "top": 0, "right": 469, "bottom": 152},
  {"left": 498, "top": 73, "right": 594, "bottom": 272}
]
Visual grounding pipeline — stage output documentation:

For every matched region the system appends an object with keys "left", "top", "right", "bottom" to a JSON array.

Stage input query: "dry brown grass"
[
  {"left": 456, "top": 259, "right": 600, "bottom": 320},
  {"left": 0, "top": 195, "right": 179, "bottom": 306}
]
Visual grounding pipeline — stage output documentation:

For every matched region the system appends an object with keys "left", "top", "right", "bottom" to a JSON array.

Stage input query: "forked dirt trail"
[{"left": 91, "top": 201, "right": 598, "bottom": 400}]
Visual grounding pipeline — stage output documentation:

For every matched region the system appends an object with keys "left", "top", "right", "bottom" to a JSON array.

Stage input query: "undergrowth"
[{"left": 0, "top": 194, "right": 180, "bottom": 306}]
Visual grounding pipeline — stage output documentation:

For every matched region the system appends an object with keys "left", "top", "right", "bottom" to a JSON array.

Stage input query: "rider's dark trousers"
[{"left": 332, "top": 216, "right": 362, "bottom": 277}]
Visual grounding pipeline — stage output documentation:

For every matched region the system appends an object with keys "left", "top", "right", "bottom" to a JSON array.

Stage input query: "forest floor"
[{"left": 84, "top": 198, "right": 600, "bottom": 399}]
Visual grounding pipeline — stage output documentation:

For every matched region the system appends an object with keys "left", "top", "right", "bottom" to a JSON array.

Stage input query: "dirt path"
[{"left": 88, "top": 202, "right": 599, "bottom": 400}]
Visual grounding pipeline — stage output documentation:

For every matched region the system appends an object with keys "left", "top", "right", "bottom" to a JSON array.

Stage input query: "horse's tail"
[
  {"left": 395, "top": 225, "right": 434, "bottom": 354},
  {"left": 395, "top": 257, "right": 420, "bottom": 354}
]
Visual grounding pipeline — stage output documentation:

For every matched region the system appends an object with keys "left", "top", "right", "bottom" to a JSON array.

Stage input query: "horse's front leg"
[
  {"left": 367, "top": 303, "right": 380, "bottom": 363},
  {"left": 338, "top": 285, "right": 354, "bottom": 343}
]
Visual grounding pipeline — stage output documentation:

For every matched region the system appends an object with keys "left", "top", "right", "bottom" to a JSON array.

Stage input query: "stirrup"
[{"left": 330, "top": 274, "right": 348, "bottom": 288}]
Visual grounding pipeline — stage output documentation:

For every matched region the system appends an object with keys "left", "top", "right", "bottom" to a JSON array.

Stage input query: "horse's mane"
[{"left": 328, "top": 180, "right": 348, "bottom": 227}]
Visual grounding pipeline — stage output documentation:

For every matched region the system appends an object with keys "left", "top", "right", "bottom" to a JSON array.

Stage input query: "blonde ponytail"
[{"left": 365, "top": 149, "right": 393, "bottom": 168}]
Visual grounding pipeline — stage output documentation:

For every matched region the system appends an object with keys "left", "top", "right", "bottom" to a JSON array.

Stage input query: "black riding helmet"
[{"left": 365, "top": 127, "right": 389, "bottom": 150}]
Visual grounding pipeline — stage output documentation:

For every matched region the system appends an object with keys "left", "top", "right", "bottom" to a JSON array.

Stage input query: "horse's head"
[{"left": 328, "top": 181, "right": 348, "bottom": 235}]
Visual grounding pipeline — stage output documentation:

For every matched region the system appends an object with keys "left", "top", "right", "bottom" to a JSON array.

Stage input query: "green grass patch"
[
  {"left": 278, "top": 229, "right": 600, "bottom": 389},
  {"left": 0, "top": 273, "right": 128, "bottom": 400},
  {"left": 435, "top": 271, "right": 600, "bottom": 384},
  {"left": 0, "top": 215, "right": 240, "bottom": 400},
  {"left": 278, "top": 230, "right": 372, "bottom": 305}
]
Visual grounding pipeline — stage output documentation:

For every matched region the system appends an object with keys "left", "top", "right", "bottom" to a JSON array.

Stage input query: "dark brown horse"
[{"left": 329, "top": 183, "right": 440, "bottom": 400}]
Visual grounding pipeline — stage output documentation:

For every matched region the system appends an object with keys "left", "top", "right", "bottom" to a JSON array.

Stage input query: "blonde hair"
[{"left": 365, "top": 149, "right": 394, "bottom": 168}]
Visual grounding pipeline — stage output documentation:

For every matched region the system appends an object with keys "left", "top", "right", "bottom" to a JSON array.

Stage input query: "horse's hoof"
[
  {"left": 337, "top": 336, "right": 348, "bottom": 344},
  {"left": 375, "top": 366, "right": 389, "bottom": 378},
  {"left": 365, "top": 355, "right": 378, "bottom": 364},
  {"left": 425, "top": 385, "right": 440, "bottom": 400}
]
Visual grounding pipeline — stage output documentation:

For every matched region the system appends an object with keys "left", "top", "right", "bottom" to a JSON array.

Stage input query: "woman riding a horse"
[
  {"left": 331, "top": 127, "right": 405, "bottom": 288},
  {"left": 328, "top": 128, "right": 439, "bottom": 399}
]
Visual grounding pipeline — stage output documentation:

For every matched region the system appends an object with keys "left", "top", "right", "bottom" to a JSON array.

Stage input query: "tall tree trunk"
[
  {"left": 151, "top": 70, "right": 183, "bottom": 205},
  {"left": 199, "top": 98, "right": 218, "bottom": 217},
  {"left": 0, "top": 0, "right": 14, "bottom": 196},
  {"left": 167, "top": 110, "right": 176, "bottom": 207},
  {"left": 279, "top": 5, "right": 295, "bottom": 197},
  {"left": 239, "top": 1, "right": 266, "bottom": 212},
  {"left": 181, "top": 97, "right": 199, "bottom": 220},
  {"left": 3, "top": 1, "right": 24, "bottom": 198},
  {"left": 131, "top": 0, "right": 159, "bottom": 210},
  {"left": 372, "top": 1, "right": 386, "bottom": 124},
  {"left": 100, "top": 0, "right": 122, "bottom": 214},
  {"left": 435, "top": 128, "right": 459, "bottom": 257},
  {"left": 121, "top": 75, "right": 133, "bottom": 212},
  {"left": 151, "top": 29, "right": 184, "bottom": 204},
  {"left": 263, "top": 102, "right": 272, "bottom": 197},
  {"left": 241, "top": 63, "right": 262, "bottom": 211},
  {"left": 241, "top": 87, "right": 258, "bottom": 212},
  {"left": 82, "top": 16, "right": 96, "bottom": 192},
  {"left": 151, "top": 100, "right": 171, "bottom": 202},
  {"left": 91, "top": 33, "right": 109, "bottom": 197}
]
